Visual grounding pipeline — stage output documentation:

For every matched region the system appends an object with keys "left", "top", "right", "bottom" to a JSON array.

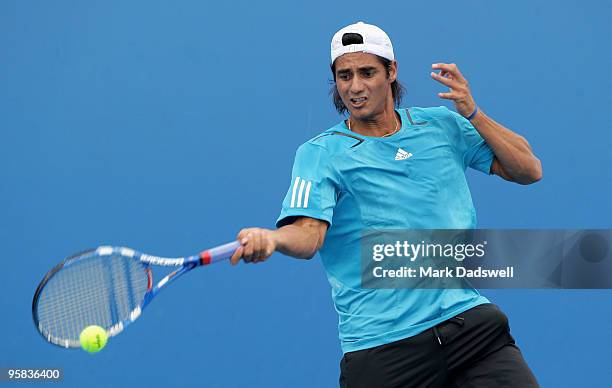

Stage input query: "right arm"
[
  {"left": 232, "top": 141, "right": 335, "bottom": 265},
  {"left": 230, "top": 217, "right": 328, "bottom": 265}
]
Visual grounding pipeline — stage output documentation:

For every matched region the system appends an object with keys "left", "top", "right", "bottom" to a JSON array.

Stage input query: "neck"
[{"left": 347, "top": 105, "right": 400, "bottom": 138}]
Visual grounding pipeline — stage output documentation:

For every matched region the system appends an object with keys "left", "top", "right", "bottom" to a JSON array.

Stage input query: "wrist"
[
  {"left": 468, "top": 107, "right": 485, "bottom": 126},
  {"left": 269, "top": 229, "right": 280, "bottom": 251},
  {"left": 464, "top": 105, "right": 479, "bottom": 121}
]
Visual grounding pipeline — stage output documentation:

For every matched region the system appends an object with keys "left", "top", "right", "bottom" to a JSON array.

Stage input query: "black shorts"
[{"left": 339, "top": 303, "right": 539, "bottom": 388}]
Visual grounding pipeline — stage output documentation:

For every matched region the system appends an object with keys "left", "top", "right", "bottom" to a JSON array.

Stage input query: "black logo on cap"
[{"left": 342, "top": 33, "right": 364, "bottom": 46}]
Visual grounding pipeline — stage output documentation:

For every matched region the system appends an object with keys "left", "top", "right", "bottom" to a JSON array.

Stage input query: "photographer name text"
[{"left": 372, "top": 266, "right": 514, "bottom": 279}]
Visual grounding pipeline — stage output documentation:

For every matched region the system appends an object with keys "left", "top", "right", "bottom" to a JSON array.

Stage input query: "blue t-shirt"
[{"left": 276, "top": 106, "right": 494, "bottom": 353}]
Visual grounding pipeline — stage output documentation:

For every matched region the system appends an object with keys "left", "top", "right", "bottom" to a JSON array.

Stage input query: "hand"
[
  {"left": 230, "top": 227, "right": 277, "bottom": 265},
  {"left": 431, "top": 63, "right": 477, "bottom": 119}
]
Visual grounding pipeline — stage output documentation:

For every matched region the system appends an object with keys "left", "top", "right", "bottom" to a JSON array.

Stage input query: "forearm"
[
  {"left": 470, "top": 109, "right": 542, "bottom": 184},
  {"left": 273, "top": 222, "right": 325, "bottom": 259}
]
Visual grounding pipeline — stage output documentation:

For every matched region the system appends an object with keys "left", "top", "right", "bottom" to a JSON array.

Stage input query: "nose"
[{"left": 349, "top": 76, "right": 364, "bottom": 95}]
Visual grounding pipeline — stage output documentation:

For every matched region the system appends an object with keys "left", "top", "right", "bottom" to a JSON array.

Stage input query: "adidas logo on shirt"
[
  {"left": 395, "top": 148, "right": 413, "bottom": 160},
  {"left": 290, "top": 176, "right": 312, "bottom": 208}
]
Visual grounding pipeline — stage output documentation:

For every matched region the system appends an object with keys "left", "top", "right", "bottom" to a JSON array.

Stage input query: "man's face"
[{"left": 334, "top": 52, "right": 397, "bottom": 120}]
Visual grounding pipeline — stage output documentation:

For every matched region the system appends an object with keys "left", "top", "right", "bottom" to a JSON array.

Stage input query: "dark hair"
[{"left": 330, "top": 55, "right": 405, "bottom": 115}]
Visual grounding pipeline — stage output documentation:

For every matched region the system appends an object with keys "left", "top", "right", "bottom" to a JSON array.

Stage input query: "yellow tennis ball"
[{"left": 79, "top": 325, "right": 108, "bottom": 353}]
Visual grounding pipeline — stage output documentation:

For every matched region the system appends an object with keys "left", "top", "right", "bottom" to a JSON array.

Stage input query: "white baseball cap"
[{"left": 330, "top": 21, "right": 394, "bottom": 64}]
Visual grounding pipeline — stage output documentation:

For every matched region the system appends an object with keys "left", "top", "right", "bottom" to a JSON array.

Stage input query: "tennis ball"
[{"left": 79, "top": 325, "right": 108, "bottom": 353}]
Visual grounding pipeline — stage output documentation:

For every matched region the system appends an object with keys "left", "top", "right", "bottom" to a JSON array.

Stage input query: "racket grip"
[{"left": 199, "top": 241, "right": 241, "bottom": 265}]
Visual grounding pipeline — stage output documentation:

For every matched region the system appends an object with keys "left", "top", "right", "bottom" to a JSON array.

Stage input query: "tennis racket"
[{"left": 32, "top": 241, "right": 241, "bottom": 348}]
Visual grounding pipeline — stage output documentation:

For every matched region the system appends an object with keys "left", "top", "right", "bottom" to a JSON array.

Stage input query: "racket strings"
[{"left": 35, "top": 253, "right": 149, "bottom": 347}]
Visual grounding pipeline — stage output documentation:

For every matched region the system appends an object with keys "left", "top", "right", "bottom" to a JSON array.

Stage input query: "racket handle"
[{"left": 199, "top": 241, "right": 241, "bottom": 265}]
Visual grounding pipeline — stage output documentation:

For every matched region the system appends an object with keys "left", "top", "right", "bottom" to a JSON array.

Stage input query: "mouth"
[{"left": 349, "top": 97, "right": 367, "bottom": 107}]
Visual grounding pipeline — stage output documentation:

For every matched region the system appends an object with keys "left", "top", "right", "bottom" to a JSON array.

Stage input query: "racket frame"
[{"left": 32, "top": 241, "right": 240, "bottom": 348}]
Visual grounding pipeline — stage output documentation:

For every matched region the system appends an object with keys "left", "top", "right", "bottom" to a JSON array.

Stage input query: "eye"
[
  {"left": 338, "top": 73, "right": 351, "bottom": 81},
  {"left": 363, "top": 69, "right": 375, "bottom": 77}
]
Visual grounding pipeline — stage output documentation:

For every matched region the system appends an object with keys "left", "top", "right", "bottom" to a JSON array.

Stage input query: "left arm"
[{"left": 431, "top": 63, "right": 542, "bottom": 184}]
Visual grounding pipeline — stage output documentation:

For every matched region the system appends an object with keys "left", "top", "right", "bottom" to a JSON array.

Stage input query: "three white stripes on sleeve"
[{"left": 290, "top": 176, "right": 312, "bottom": 208}]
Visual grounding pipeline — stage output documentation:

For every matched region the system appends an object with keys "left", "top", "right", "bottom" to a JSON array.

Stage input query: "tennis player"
[{"left": 231, "top": 22, "right": 542, "bottom": 387}]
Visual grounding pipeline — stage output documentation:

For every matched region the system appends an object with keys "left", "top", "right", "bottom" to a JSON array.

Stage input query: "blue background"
[{"left": 1, "top": 0, "right": 611, "bottom": 387}]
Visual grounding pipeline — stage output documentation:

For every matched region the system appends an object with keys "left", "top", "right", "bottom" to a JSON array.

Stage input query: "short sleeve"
[
  {"left": 276, "top": 142, "right": 339, "bottom": 228},
  {"left": 447, "top": 108, "right": 494, "bottom": 174}
]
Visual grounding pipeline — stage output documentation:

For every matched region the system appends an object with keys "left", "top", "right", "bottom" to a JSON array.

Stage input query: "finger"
[
  {"left": 263, "top": 242, "right": 274, "bottom": 261},
  {"left": 431, "top": 72, "right": 461, "bottom": 89},
  {"left": 432, "top": 63, "right": 464, "bottom": 81},
  {"left": 253, "top": 243, "right": 270, "bottom": 263},
  {"left": 230, "top": 246, "right": 244, "bottom": 265},
  {"left": 432, "top": 63, "right": 453, "bottom": 72},
  {"left": 253, "top": 232, "right": 263, "bottom": 261},
  {"left": 438, "top": 92, "right": 459, "bottom": 100},
  {"left": 237, "top": 228, "right": 251, "bottom": 242},
  {"left": 243, "top": 233, "right": 255, "bottom": 261},
  {"left": 253, "top": 242, "right": 270, "bottom": 263}
]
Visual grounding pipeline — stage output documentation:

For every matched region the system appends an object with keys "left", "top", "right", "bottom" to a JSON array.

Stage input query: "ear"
[{"left": 388, "top": 61, "right": 398, "bottom": 83}]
